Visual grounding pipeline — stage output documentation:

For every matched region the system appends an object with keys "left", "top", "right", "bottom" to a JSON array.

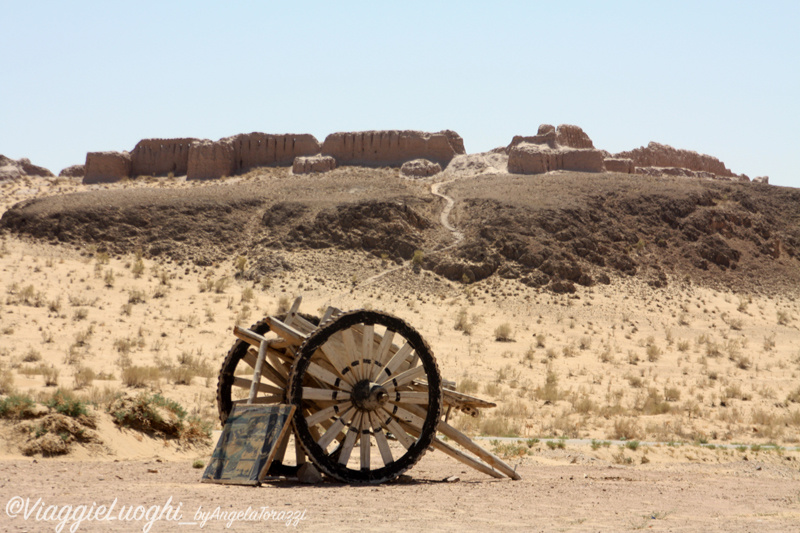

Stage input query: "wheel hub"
[{"left": 351, "top": 379, "right": 389, "bottom": 412}]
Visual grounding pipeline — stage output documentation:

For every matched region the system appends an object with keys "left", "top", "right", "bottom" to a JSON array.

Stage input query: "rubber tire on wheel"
[{"left": 289, "top": 310, "right": 442, "bottom": 484}]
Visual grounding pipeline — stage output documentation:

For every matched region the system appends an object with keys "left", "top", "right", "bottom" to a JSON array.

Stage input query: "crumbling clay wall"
[
  {"left": 508, "top": 124, "right": 605, "bottom": 174},
  {"left": 131, "top": 138, "right": 198, "bottom": 177},
  {"left": 59, "top": 164, "right": 85, "bottom": 178},
  {"left": 603, "top": 158, "right": 634, "bottom": 174},
  {"left": 84, "top": 151, "right": 132, "bottom": 184},
  {"left": 187, "top": 141, "right": 236, "bottom": 180},
  {"left": 223, "top": 133, "right": 321, "bottom": 172},
  {"left": 615, "top": 142, "right": 734, "bottom": 177},
  {"left": 321, "top": 130, "right": 465, "bottom": 168},
  {"left": 293, "top": 154, "right": 336, "bottom": 174}
]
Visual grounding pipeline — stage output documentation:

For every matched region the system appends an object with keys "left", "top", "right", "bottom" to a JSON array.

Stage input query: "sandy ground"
[
  {"left": 1, "top": 173, "right": 800, "bottom": 531},
  {"left": 1, "top": 449, "right": 799, "bottom": 532}
]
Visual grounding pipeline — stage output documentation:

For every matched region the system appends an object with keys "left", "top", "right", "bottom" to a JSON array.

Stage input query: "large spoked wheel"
[
  {"left": 216, "top": 314, "right": 319, "bottom": 425},
  {"left": 289, "top": 310, "right": 442, "bottom": 484}
]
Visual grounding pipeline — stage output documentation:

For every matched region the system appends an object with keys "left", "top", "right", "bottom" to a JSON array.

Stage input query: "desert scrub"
[
  {"left": 121, "top": 366, "right": 161, "bottom": 388},
  {"left": 0, "top": 393, "right": 37, "bottom": 419},
  {"left": 494, "top": 323, "right": 514, "bottom": 342},
  {"left": 109, "top": 393, "right": 210, "bottom": 443},
  {"left": 45, "top": 389, "right": 89, "bottom": 419},
  {"left": 454, "top": 308, "right": 472, "bottom": 335}
]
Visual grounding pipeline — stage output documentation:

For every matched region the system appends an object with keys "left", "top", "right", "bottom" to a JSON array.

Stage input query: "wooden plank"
[
  {"left": 403, "top": 404, "right": 519, "bottom": 479},
  {"left": 233, "top": 325, "right": 268, "bottom": 348},
  {"left": 431, "top": 438, "right": 503, "bottom": 479},
  {"left": 245, "top": 347, "right": 286, "bottom": 387},
  {"left": 382, "top": 404, "right": 426, "bottom": 430},
  {"left": 232, "top": 395, "right": 282, "bottom": 405},
  {"left": 232, "top": 376, "right": 284, "bottom": 397},
  {"left": 387, "top": 390, "right": 429, "bottom": 404},
  {"left": 284, "top": 296, "right": 303, "bottom": 326},
  {"left": 266, "top": 316, "right": 307, "bottom": 346}
]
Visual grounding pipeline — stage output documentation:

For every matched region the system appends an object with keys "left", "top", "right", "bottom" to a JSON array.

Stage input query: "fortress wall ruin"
[
  {"left": 222, "top": 133, "right": 321, "bottom": 172},
  {"left": 615, "top": 142, "right": 734, "bottom": 177},
  {"left": 131, "top": 138, "right": 198, "bottom": 177},
  {"left": 321, "top": 130, "right": 465, "bottom": 168},
  {"left": 84, "top": 151, "right": 132, "bottom": 184}
]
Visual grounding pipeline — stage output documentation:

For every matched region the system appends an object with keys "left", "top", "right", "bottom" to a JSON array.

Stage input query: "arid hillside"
[{"left": 3, "top": 168, "right": 799, "bottom": 295}]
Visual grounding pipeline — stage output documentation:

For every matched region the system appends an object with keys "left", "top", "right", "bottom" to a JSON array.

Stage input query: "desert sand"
[{"left": 0, "top": 170, "right": 799, "bottom": 531}]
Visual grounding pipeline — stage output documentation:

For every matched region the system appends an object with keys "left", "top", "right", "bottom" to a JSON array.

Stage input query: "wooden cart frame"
[{"left": 216, "top": 297, "right": 520, "bottom": 484}]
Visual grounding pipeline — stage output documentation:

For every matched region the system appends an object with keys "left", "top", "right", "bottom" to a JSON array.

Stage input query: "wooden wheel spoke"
[
  {"left": 302, "top": 387, "right": 351, "bottom": 402},
  {"left": 368, "top": 412, "right": 394, "bottom": 466},
  {"left": 379, "top": 411, "right": 414, "bottom": 450},
  {"left": 359, "top": 414, "right": 371, "bottom": 471},
  {"left": 375, "top": 342, "right": 414, "bottom": 383},
  {"left": 231, "top": 376, "right": 284, "bottom": 396},
  {"left": 340, "top": 328, "right": 362, "bottom": 380},
  {"left": 386, "top": 390, "right": 429, "bottom": 405},
  {"left": 305, "top": 401, "right": 351, "bottom": 428},
  {"left": 381, "top": 365, "right": 426, "bottom": 391},
  {"left": 381, "top": 404, "right": 426, "bottom": 431},
  {"left": 317, "top": 407, "right": 355, "bottom": 450},
  {"left": 369, "top": 330, "right": 396, "bottom": 381},
  {"left": 360, "top": 324, "right": 374, "bottom": 382},
  {"left": 338, "top": 412, "right": 361, "bottom": 465},
  {"left": 306, "top": 360, "right": 353, "bottom": 392},
  {"left": 319, "top": 342, "right": 357, "bottom": 386}
]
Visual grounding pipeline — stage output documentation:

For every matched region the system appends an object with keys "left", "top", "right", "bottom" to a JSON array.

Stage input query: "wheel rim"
[{"left": 289, "top": 310, "right": 442, "bottom": 484}]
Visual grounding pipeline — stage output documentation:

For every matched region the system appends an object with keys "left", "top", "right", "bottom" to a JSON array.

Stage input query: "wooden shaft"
[{"left": 248, "top": 340, "right": 269, "bottom": 404}]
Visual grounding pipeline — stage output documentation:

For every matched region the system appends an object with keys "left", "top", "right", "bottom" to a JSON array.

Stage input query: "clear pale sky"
[{"left": 2, "top": 1, "right": 798, "bottom": 187}]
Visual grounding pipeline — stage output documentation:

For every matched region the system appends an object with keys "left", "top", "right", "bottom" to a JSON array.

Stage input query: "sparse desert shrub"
[
  {"left": 479, "top": 413, "right": 520, "bottom": 437},
  {"left": 535, "top": 334, "right": 546, "bottom": 348},
  {"left": 128, "top": 289, "right": 147, "bottom": 304},
  {"left": 677, "top": 340, "right": 690, "bottom": 352},
  {"left": 0, "top": 393, "right": 37, "bottom": 419},
  {"left": 213, "top": 277, "right": 230, "bottom": 294},
  {"left": 22, "top": 348, "right": 42, "bottom": 363},
  {"left": 457, "top": 376, "right": 479, "bottom": 394},
  {"left": 121, "top": 366, "right": 161, "bottom": 388},
  {"left": 73, "top": 367, "right": 95, "bottom": 389},
  {"left": 579, "top": 336, "right": 591, "bottom": 350},
  {"left": 777, "top": 310, "right": 791, "bottom": 326},
  {"left": 494, "top": 323, "right": 514, "bottom": 342},
  {"left": 131, "top": 257, "right": 145, "bottom": 278},
  {"left": 411, "top": 250, "right": 424, "bottom": 267},
  {"left": 763, "top": 333, "right": 776, "bottom": 351},
  {"left": 46, "top": 389, "right": 89, "bottom": 418},
  {"left": 235, "top": 255, "right": 247, "bottom": 274},
  {"left": 646, "top": 343, "right": 662, "bottom": 362},
  {"left": 42, "top": 365, "right": 59, "bottom": 387},
  {"left": 534, "top": 369, "right": 560, "bottom": 403},
  {"left": 276, "top": 296, "right": 290, "bottom": 314},
  {"left": 454, "top": 308, "right": 472, "bottom": 335},
  {"left": 609, "top": 418, "right": 641, "bottom": 440},
  {"left": 787, "top": 386, "right": 800, "bottom": 404},
  {"left": 73, "top": 308, "right": 89, "bottom": 321},
  {"left": 0, "top": 362, "right": 15, "bottom": 394},
  {"left": 664, "top": 387, "right": 681, "bottom": 402},
  {"left": 103, "top": 269, "right": 115, "bottom": 288}
]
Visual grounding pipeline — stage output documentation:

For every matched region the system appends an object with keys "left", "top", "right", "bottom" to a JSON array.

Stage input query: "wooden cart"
[{"left": 215, "top": 297, "right": 521, "bottom": 484}]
